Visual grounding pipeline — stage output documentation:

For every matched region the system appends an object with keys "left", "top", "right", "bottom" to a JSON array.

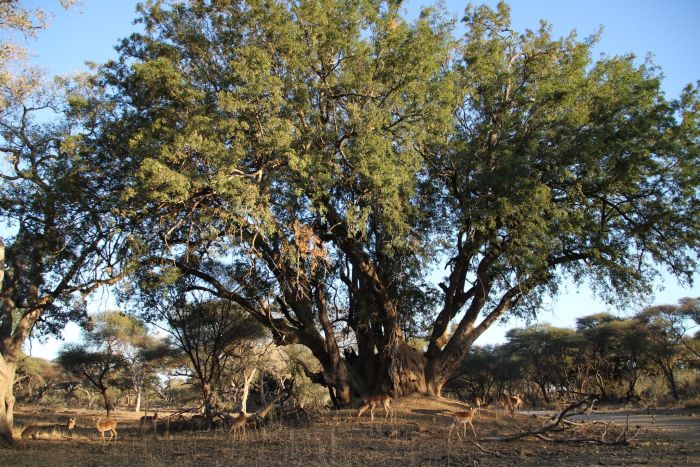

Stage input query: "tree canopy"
[{"left": 79, "top": 0, "right": 700, "bottom": 401}]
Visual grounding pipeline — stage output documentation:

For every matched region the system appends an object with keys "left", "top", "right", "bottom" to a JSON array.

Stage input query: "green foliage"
[
  {"left": 431, "top": 2, "right": 700, "bottom": 317},
  {"left": 92, "top": 0, "right": 699, "bottom": 395},
  {"left": 55, "top": 311, "right": 167, "bottom": 406},
  {"left": 449, "top": 297, "right": 700, "bottom": 404}
]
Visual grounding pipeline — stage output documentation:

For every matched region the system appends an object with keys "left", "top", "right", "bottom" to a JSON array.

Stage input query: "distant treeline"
[{"left": 446, "top": 298, "right": 700, "bottom": 405}]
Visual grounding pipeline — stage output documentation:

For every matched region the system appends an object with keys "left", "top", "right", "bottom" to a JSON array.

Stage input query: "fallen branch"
[
  {"left": 477, "top": 396, "right": 641, "bottom": 446},
  {"left": 478, "top": 396, "right": 601, "bottom": 443},
  {"left": 534, "top": 425, "right": 641, "bottom": 446},
  {"left": 471, "top": 441, "right": 506, "bottom": 458}
]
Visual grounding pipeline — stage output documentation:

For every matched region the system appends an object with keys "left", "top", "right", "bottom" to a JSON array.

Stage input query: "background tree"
[
  {"left": 92, "top": 312, "right": 171, "bottom": 413},
  {"left": 503, "top": 325, "right": 582, "bottom": 403},
  {"left": 134, "top": 280, "right": 266, "bottom": 422},
  {"left": 641, "top": 299, "right": 700, "bottom": 360},
  {"left": 446, "top": 301, "right": 699, "bottom": 405},
  {"left": 14, "top": 354, "right": 63, "bottom": 404},
  {"left": 635, "top": 306, "right": 691, "bottom": 399},
  {"left": 57, "top": 312, "right": 136, "bottom": 415}
]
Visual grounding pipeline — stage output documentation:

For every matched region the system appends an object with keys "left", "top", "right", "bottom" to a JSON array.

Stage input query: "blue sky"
[{"left": 16, "top": 0, "right": 700, "bottom": 357}]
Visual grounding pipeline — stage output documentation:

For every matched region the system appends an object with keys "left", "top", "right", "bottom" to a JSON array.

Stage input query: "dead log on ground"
[{"left": 477, "top": 396, "right": 641, "bottom": 446}]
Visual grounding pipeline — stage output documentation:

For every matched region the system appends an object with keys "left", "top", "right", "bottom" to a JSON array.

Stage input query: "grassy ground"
[{"left": 2, "top": 396, "right": 699, "bottom": 466}]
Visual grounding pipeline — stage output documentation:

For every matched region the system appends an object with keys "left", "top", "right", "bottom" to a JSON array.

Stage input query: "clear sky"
[{"left": 16, "top": 0, "right": 700, "bottom": 358}]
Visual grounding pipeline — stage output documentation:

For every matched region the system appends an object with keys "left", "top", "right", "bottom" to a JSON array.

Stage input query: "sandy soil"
[{"left": 1, "top": 397, "right": 699, "bottom": 466}]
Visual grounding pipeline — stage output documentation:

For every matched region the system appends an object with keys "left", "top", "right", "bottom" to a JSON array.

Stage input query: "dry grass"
[{"left": 2, "top": 396, "right": 699, "bottom": 466}]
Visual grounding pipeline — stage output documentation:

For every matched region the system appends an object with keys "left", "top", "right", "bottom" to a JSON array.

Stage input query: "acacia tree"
[
  {"left": 134, "top": 281, "right": 266, "bottom": 421},
  {"left": 504, "top": 326, "right": 584, "bottom": 403},
  {"left": 95, "top": 0, "right": 699, "bottom": 402},
  {"left": 635, "top": 305, "right": 690, "bottom": 399},
  {"left": 57, "top": 312, "right": 140, "bottom": 416},
  {"left": 99, "top": 0, "right": 454, "bottom": 404},
  {"left": 84, "top": 311, "right": 169, "bottom": 413},
  {"left": 418, "top": 2, "right": 700, "bottom": 395}
]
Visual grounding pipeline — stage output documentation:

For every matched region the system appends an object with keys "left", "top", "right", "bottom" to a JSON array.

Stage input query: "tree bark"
[
  {"left": 100, "top": 386, "right": 114, "bottom": 417},
  {"left": 259, "top": 371, "right": 267, "bottom": 406},
  {"left": 538, "top": 381, "right": 551, "bottom": 403},
  {"left": 0, "top": 356, "right": 17, "bottom": 446},
  {"left": 135, "top": 386, "right": 142, "bottom": 413},
  {"left": 240, "top": 367, "right": 256, "bottom": 414},
  {"left": 201, "top": 381, "right": 216, "bottom": 423}
]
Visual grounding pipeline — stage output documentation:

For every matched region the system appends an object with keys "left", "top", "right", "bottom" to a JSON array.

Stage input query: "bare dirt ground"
[{"left": 2, "top": 396, "right": 699, "bottom": 466}]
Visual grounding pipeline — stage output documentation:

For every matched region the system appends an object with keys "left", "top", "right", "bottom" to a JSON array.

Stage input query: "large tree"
[
  {"left": 103, "top": 0, "right": 455, "bottom": 404},
  {"left": 98, "top": 0, "right": 698, "bottom": 402},
  {"left": 418, "top": 2, "right": 699, "bottom": 395},
  {"left": 0, "top": 0, "right": 131, "bottom": 445}
]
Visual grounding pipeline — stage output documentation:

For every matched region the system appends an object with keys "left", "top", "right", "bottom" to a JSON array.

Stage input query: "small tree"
[
  {"left": 14, "top": 354, "right": 63, "bottom": 404},
  {"left": 91, "top": 312, "right": 170, "bottom": 413},
  {"left": 504, "top": 325, "right": 581, "bottom": 403},
  {"left": 635, "top": 306, "right": 690, "bottom": 400},
  {"left": 134, "top": 282, "right": 266, "bottom": 421},
  {"left": 57, "top": 312, "right": 130, "bottom": 415}
]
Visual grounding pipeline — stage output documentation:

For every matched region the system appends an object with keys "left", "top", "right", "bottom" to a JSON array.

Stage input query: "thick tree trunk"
[
  {"left": 378, "top": 338, "right": 429, "bottom": 397},
  {"left": 424, "top": 359, "right": 447, "bottom": 398},
  {"left": 0, "top": 356, "right": 17, "bottom": 446},
  {"left": 321, "top": 356, "right": 356, "bottom": 404}
]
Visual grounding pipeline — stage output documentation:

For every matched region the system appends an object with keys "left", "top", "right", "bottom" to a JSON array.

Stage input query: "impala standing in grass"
[
  {"left": 357, "top": 395, "right": 392, "bottom": 421},
  {"left": 95, "top": 418, "right": 118, "bottom": 443}
]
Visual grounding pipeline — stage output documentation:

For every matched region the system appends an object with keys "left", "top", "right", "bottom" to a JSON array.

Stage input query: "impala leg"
[
  {"left": 453, "top": 422, "right": 462, "bottom": 441},
  {"left": 357, "top": 404, "right": 369, "bottom": 418}
]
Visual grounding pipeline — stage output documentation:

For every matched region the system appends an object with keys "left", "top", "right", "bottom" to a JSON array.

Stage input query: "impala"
[
  {"left": 140, "top": 411, "right": 158, "bottom": 431},
  {"left": 228, "top": 413, "right": 248, "bottom": 440},
  {"left": 20, "top": 424, "right": 40, "bottom": 447},
  {"left": 190, "top": 414, "right": 206, "bottom": 431},
  {"left": 357, "top": 395, "right": 392, "bottom": 421},
  {"left": 95, "top": 417, "right": 118, "bottom": 443},
  {"left": 449, "top": 407, "right": 478, "bottom": 440},
  {"left": 502, "top": 392, "right": 523, "bottom": 416},
  {"left": 66, "top": 417, "right": 76, "bottom": 439}
]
